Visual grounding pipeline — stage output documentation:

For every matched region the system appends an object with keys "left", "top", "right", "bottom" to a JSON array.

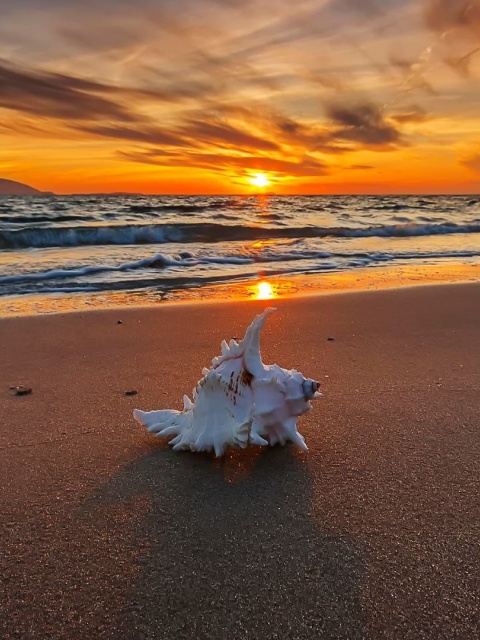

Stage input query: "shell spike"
[
  {"left": 242, "top": 307, "right": 276, "bottom": 377},
  {"left": 221, "top": 339, "right": 229, "bottom": 355},
  {"left": 249, "top": 433, "right": 269, "bottom": 446},
  {"left": 291, "top": 431, "right": 309, "bottom": 452},
  {"left": 183, "top": 395, "right": 194, "bottom": 410}
]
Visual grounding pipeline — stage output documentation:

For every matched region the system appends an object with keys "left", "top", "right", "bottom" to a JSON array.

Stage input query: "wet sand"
[{"left": 1, "top": 284, "right": 479, "bottom": 639}]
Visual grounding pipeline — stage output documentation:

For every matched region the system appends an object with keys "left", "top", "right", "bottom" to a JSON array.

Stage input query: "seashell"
[{"left": 133, "top": 308, "right": 321, "bottom": 457}]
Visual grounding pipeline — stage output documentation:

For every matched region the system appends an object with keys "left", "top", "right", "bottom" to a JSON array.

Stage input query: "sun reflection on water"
[{"left": 256, "top": 281, "right": 275, "bottom": 300}]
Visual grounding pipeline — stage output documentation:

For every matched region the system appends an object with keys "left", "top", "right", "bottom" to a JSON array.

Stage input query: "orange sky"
[{"left": 1, "top": 0, "right": 480, "bottom": 194}]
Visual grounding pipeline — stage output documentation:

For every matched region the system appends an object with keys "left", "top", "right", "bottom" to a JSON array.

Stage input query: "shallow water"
[{"left": 1, "top": 194, "right": 479, "bottom": 311}]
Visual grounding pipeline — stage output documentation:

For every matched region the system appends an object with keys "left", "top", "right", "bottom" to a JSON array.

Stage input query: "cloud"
[
  {"left": 0, "top": 58, "right": 218, "bottom": 128},
  {"left": 1, "top": 0, "right": 455, "bottom": 192},
  {"left": 191, "top": 153, "right": 329, "bottom": 177},
  {"left": 424, "top": 0, "right": 480, "bottom": 74},
  {"left": 75, "top": 124, "right": 191, "bottom": 148},
  {"left": 119, "top": 148, "right": 329, "bottom": 178},
  {"left": 210, "top": 108, "right": 354, "bottom": 155},
  {"left": 178, "top": 119, "right": 281, "bottom": 152},
  {"left": 348, "top": 164, "right": 376, "bottom": 170},
  {"left": 389, "top": 55, "right": 438, "bottom": 95},
  {"left": 75, "top": 117, "right": 282, "bottom": 154},
  {"left": 424, "top": 0, "right": 480, "bottom": 35},
  {"left": 323, "top": 0, "right": 409, "bottom": 22},
  {"left": 460, "top": 151, "right": 480, "bottom": 172},
  {"left": 325, "top": 101, "right": 404, "bottom": 148},
  {"left": 0, "top": 60, "right": 138, "bottom": 122},
  {"left": 390, "top": 108, "right": 432, "bottom": 124}
]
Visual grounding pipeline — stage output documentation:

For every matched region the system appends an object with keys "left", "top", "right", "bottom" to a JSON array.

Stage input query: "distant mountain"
[{"left": 0, "top": 179, "right": 53, "bottom": 196}]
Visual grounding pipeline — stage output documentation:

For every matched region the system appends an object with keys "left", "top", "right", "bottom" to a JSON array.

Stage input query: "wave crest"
[{"left": 1, "top": 221, "right": 480, "bottom": 250}]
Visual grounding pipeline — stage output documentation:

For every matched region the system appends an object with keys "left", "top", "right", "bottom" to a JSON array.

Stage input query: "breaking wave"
[
  {"left": 2, "top": 221, "right": 480, "bottom": 250},
  {"left": 2, "top": 249, "right": 480, "bottom": 287}
]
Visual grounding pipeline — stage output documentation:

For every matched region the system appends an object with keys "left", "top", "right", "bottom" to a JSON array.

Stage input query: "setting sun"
[{"left": 249, "top": 173, "right": 271, "bottom": 189}]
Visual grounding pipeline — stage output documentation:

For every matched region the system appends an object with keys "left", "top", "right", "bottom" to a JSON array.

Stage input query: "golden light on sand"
[
  {"left": 256, "top": 281, "right": 274, "bottom": 299},
  {"left": 249, "top": 173, "right": 271, "bottom": 188}
]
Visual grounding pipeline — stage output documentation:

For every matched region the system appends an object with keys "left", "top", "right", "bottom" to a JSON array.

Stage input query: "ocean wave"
[
  {"left": 2, "top": 248, "right": 480, "bottom": 288},
  {"left": 0, "top": 214, "right": 96, "bottom": 224},
  {"left": 127, "top": 201, "right": 236, "bottom": 214},
  {"left": 1, "top": 221, "right": 480, "bottom": 249}
]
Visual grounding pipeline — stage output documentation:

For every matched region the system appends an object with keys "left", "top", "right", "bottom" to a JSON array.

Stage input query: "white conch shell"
[{"left": 133, "top": 308, "right": 321, "bottom": 457}]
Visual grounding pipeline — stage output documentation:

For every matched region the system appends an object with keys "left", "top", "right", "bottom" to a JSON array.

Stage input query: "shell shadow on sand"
[{"left": 81, "top": 443, "right": 367, "bottom": 640}]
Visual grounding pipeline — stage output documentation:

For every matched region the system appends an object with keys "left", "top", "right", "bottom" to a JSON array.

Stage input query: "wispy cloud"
[
  {"left": 424, "top": 0, "right": 480, "bottom": 35},
  {"left": 178, "top": 119, "right": 281, "bottom": 153},
  {"left": 118, "top": 148, "right": 329, "bottom": 179},
  {"left": 0, "top": 60, "right": 138, "bottom": 121},
  {"left": 424, "top": 0, "right": 480, "bottom": 74},
  {"left": 390, "top": 107, "right": 432, "bottom": 124},
  {"left": 75, "top": 124, "right": 191, "bottom": 148},
  {"left": 460, "top": 150, "right": 480, "bottom": 173}
]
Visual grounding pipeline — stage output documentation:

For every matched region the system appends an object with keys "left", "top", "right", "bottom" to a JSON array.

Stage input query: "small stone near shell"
[{"left": 10, "top": 385, "right": 32, "bottom": 396}]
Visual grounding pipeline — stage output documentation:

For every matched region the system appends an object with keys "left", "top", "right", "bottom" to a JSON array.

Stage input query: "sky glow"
[{"left": 1, "top": 0, "right": 480, "bottom": 193}]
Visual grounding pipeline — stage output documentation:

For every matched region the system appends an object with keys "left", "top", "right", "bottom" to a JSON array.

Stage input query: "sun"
[{"left": 248, "top": 173, "right": 271, "bottom": 188}]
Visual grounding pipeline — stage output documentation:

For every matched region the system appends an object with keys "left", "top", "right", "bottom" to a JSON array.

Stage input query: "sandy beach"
[{"left": 1, "top": 283, "right": 479, "bottom": 639}]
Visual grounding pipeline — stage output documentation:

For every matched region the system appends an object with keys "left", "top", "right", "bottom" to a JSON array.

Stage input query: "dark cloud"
[
  {"left": 77, "top": 118, "right": 280, "bottom": 154},
  {"left": 268, "top": 114, "right": 329, "bottom": 149},
  {"left": 178, "top": 119, "right": 281, "bottom": 152},
  {"left": 0, "top": 57, "right": 241, "bottom": 146},
  {"left": 326, "top": 102, "right": 404, "bottom": 148},
  {"left": 203, "top": 107, "right": 355, "bottom": 155},
  {"left": 0, "top": 59, "right": 200, "bottom": 127},
  {"left": 270, "top": 115, "right": 355, "bottom": 154},
  {"left": 0, "top": 60, "right": 137, "bottom": 122}
]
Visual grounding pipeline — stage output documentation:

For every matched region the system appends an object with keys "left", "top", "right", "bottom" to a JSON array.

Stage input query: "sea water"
[{"left": 1, "top": 194, "right": 479, "bottom": 311}]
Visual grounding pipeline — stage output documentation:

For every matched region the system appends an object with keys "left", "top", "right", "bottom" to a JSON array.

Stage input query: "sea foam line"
[{"left": 1, "top": 249, "right": 480, "bottom": 287}]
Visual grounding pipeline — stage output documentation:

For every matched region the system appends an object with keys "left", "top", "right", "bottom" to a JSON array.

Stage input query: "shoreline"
[{"left": 1, "top": 259, "right": 479, "bottom": 318}]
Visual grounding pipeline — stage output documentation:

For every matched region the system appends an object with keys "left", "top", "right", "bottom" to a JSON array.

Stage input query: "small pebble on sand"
[{"left": 10, "top": 386, "right": 32, "bottom": 396}]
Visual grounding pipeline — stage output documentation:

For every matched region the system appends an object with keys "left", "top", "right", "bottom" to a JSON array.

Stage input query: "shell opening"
[{"left": 302, "top": 379, "right": 320, "bottom": 400}]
